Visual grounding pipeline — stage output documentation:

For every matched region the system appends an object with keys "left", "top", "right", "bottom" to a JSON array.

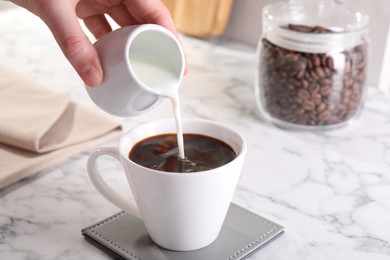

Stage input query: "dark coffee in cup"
[{"left": 129, "top": 134, "right": 236, "bottom": 173}]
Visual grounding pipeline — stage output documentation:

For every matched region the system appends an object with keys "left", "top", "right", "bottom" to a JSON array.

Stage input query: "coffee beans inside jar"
[{"left": 256, "top": 24, "right": 368, "bottom": 129}]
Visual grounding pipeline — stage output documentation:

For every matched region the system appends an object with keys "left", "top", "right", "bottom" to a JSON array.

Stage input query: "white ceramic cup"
[
  {"left": 87, "top": 118, "right": 246, "bottom": 251},
  {"left": 85, "top": 24, "right": 185, "bottom": 116}
]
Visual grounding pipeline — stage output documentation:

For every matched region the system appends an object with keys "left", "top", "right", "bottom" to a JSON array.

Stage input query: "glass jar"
[{"left": 255, "top": 0, "right": 369, "bottom": 130}]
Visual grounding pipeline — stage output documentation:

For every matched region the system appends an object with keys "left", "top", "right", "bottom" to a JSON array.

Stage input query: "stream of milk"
[{"left": 130, "top": 53, "right": 185, "bottom": 159}]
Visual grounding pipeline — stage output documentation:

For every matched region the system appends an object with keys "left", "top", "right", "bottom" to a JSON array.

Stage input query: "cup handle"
[{"left": 87, "top": 146, "right": 141, "bottom": 218}]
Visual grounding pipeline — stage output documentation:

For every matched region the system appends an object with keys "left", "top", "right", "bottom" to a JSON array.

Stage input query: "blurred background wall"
[
  {"left": 2, "top": 0, "right": 389, "bottom": 92},
  {"left": 163, "top": 0, "right": 390, "bottom": 92},
  {"left": 221, "top": 0, "right": 390, "bottom": 92}
]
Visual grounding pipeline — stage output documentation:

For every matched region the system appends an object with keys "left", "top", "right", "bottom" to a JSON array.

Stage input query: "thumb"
[{"left": 40, "top": 3, "right": 103, "bottom": 87}]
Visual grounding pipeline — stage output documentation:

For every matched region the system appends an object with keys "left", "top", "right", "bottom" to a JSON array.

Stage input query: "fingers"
[
  {"left": 107, "top": 4, "right": 137, "bottom": 27},
  {"left": 124, "top": 0, "right": 177, "bottom": 35},
  {"left": 83, "top": 14, "right": 112, "bottom": 39},
  {"left": 37, "top": 0, "right": 187, "bottom": 85},
  {"left": 40, "top": 3, "right": 103, "bottom": 86},
  {"left": 77, "top": 0, "right": 137, "bottom": 29},
  {"left": 77, "top": 0, "right": 177, "bottom": 38}
]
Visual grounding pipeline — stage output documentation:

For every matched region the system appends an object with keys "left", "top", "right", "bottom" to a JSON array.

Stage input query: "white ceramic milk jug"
[{"left": 85, "top": 24, "right": 185, "bottom": 117}]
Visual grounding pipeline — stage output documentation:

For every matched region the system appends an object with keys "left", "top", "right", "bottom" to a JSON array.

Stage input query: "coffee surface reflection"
[{"left": 129, "top": 134, "right": 236, "bottom": 173}]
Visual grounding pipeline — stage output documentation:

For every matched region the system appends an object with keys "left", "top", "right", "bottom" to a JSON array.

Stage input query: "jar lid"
[
  {"left": 262, "top": 0, "right": 369, "bottom": 53},
  {"left": 263, "top": 0, "right": 369, "bottom": 33}
]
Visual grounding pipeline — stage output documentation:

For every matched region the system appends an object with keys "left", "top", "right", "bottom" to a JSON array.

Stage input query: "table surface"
[{"left": 1, "top": 7, "right": 390, "bottom": 260}]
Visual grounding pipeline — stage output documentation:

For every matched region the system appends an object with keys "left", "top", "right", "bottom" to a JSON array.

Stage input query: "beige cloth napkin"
[{"left": 0, "top": 66, "right": 122, "bottom": 189}]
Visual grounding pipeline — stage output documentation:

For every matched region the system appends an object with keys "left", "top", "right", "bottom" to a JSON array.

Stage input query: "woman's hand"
[{"left": 10, "top": 0, "right": 178, "bottom": 87}]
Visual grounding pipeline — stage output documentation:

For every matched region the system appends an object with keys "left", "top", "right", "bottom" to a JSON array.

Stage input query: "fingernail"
[{"left": 81, "top": 64, "right": 103, "bottom": 87}]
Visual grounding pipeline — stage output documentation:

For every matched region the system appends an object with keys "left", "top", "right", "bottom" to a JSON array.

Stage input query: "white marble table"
[{"left": 1, "top": 7, "right": 390, "bottom": 260}]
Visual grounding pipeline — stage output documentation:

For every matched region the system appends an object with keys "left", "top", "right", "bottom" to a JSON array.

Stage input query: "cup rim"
[{"left": 118, "top": 118, "right": 246, "bottom": 176}]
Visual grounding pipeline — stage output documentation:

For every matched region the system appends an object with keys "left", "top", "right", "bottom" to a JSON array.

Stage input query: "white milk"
[{"left": 130, "top": 53, "right": 185, "bottom": 159}]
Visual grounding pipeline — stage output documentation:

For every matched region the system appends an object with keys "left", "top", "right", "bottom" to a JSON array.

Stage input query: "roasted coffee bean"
[
  {"left": 319, "top": 85, "right": 332, "bottom": 96},
  {"left": 290, "top": 78, "right": 302, "bottom": 88},
  {"left": 302, "top": 79, "right": 309, "bottom": 89},
  {"left": 308, "top": 83, "right": 320, "bottom": 93},
  {"left": 326, "top": 57, "right": 334, "bottom": 69},
  {"left": 320, "top": 78, "right": 332, "bottom": 85},
  {"left": 328, "top": 103, "right": 336, "bottom": 112},
  {"left": 307, "top": 58, "right": 313, "bottom": 69},
  {"left": 258, "top": 24, "right": 367, "bottom": 127},
  {"left": 286, "top": 24, "right": 333, "bottom": 34},
  {"left": 295, "top": 108, "right": 305, "bottom": 115},
  {"left": 315, "top": 67, "right": 326, "bottom": 78},
  {"left": 292, "top": 60, "right": 305, "bottom": 73},
  {"left": 286, "top": 53, "right": 299, "bottom": 62},
  {"left": 319, "top": 111, "right": 331, "bottom": 121},
  {"left": 274, "top": 53, "right": 285, "bottom": 67},
  {"left": 316, "top": 103, "right": 326, "bottom": 113},
  {"left": 287, "top": 24, "right": 313, "bottom": 33},
  {"left": 297, "top": 89, "right": 310, "bottom": 100},
  {"left": 303, "top": 101, "right": 315, "bottom": 111},
  {"left": 312, "top": 55, "right": 321, "bottom": 67},
  {"left": 311, "top": 93, "right": 322, "bottom": 105}
]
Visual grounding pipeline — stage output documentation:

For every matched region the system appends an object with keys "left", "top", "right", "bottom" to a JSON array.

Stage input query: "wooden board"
[{"left": 163, "top": 0, "right": 233, "bottom": 37}]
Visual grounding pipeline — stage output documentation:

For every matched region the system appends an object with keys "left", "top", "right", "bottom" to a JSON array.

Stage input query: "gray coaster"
[{"left": 82, "top": 203, "right": 284, "bottom": 260}]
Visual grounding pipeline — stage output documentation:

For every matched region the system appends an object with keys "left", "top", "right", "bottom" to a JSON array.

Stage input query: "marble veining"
[{"left": 1, "top": 7, "right": 390, "bottom": 260}]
